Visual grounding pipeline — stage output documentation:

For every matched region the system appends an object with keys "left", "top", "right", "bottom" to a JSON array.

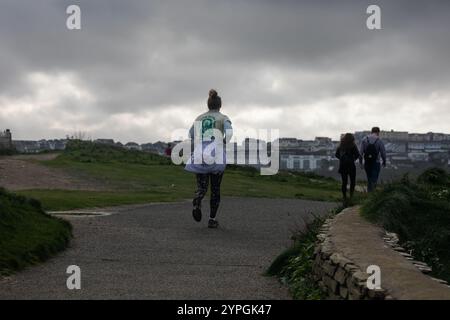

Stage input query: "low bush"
[
  {"left": 361, "top": 168, "right": 450, "bottom": 282},
  {"left": 60, "top": 140, "right": 171, "bottom": 165}
]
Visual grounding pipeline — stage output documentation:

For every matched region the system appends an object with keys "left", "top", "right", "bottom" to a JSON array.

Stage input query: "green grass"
[
  {"left": 266, "top": 206, "right": 344, "bottom": 299},
  {"left": 0, "top": 149, "right": 16, "bottom": 156},
  {"left": 361, "top": 168, "right": 450, "bottom": 283},
  {"left": 16, "top": 190, "right": 184, "bottom": 211},
  {"left": 0, "top": 188, "right": 72, "bottom": 275},
  {"left": 16, "top": 140, "right": 342, "bottom": 211},
  {"left": 55, "top": 139, "right": 171, "bottom": 165}
]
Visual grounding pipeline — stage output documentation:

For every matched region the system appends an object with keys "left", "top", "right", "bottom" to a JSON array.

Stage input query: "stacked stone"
[
  {"left": 383, "top": 231, "right": 450, "bottom": 288},
  {"left": 312, "top": 216, "right": 389, "bottom": 300}
]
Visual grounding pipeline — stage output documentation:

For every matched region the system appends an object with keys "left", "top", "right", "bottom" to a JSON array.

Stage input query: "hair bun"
[{"left": 209, "top": 89, "right": 218, "bottom": 98}]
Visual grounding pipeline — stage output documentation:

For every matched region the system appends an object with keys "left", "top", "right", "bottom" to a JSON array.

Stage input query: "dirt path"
[
  {"left": 0, "top": 154, "right": 104, "bottom": 191},
  {"left": 0, "top": 197, "right": 337, "bottom": 299}
]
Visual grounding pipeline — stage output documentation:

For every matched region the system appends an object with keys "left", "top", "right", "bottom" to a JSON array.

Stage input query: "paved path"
[{"left": 0, "top": 197, "right": 336, "bottom": 299}]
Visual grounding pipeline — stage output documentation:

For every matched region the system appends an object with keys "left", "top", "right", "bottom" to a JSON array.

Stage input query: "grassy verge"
[
  {"left": 361, "top": 167, "right": 450, "bottom": 283},
  {"left": 266, "top": 206, "right": 344, "bottom": 299},
  {"left": 0, "top": 188, "right": 72, "bottom": 275},
  {"left": 15, "top": 189, "right": 184, "bottom": 211},
  {"left": 17, "top": 140, "right": 342, "bottom": 210}
]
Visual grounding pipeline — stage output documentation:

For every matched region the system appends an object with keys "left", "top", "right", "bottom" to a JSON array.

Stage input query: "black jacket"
[{"left": 335, "top": 145, "right": 361, "bottom": 174}]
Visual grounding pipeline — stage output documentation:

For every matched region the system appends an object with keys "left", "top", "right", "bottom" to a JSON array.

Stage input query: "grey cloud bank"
[{"left": 0, "top": 0, "right": 449, "bottom": 143}]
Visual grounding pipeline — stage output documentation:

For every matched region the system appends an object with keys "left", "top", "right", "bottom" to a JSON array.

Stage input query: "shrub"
[
  {"left": 61, "top": 140, "right": 170, "bottom": 165},
  {"left": 417, "top": 167, "right": 450, "bottom": 187},
  {"left": 361, "top": 168, "right": 450, "bottom": 282}
]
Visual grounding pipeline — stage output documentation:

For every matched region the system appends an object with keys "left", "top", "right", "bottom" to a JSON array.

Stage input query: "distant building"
[
  {"left": 281, "top": 154, "right": 332, "bottom": 171},
  {"left": 355, "top": 130, "right": 409, "bottom": 142},
  {"left": 13, "top": 140, "right": 41, "bottom": 153},
  {"left": 432, "top": 133, "right": 450, "bottom": 142},
  {"left": 408, "top": 133, "right": 431, "bottom": 142},
  {"left": 141, "top": 143, "right": 157, "bottom": 153},
  {"left": 381, "top": 130, "right": 409, "bottom": 141},
  {"left": 385, "top": 142, "right": 407, "bottom": 153},
  {"left": 429, "top": 152, "right": 449, "bottom": 166},
  {"left": 140, "top": 141, "right": 169, "bottom": 155},
  {"left": 95, "top": 139, "right": 115, "bottom": 145},
  {"left": 125, "top": 142, "right": 141, "bottom": 151},
  {"left": 0, "top": 129, "right": 13, "bottom": 150},
  {"left": 13, "top": 139, "right": 67, "bottom": 153},
  {"left": 408, "top": 152, "right": 429, "bottom": 162},
  {"left": 276, "top": 138, "right": 301, "bottom": 148},
  {"left": 48, "top": 139, "right": 67, "bottom": 151},
  {"left": 315, "top": 137, "right": 332, "bottom": 144}
]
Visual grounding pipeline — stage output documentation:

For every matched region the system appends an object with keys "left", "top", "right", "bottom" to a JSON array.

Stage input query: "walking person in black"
[
  {"left": 335, "top": 133, "right": 361, "bottom": 206},
  {"left": 360, "top": 127, "right": 386, "bottom": 192}
]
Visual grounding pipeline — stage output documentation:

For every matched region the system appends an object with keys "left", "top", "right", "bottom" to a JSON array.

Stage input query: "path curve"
[{"left": 0, "top": 197, "right": 336, "bottom": 299}]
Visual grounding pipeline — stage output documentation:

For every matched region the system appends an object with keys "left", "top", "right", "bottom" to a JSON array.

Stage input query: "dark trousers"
[
  {"left": 341, "top": 166, "right": 356, "bottom": 199},
  {"left": 365, "top": 162, "right": 381, "bottom": 192},
  {"left": 193, "top": 173, "right": 224, "bottom": 219}
]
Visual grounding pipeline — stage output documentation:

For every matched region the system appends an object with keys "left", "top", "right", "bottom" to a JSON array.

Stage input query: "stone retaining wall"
[
  {"left": 312, "top": 216, "right": 388, "bottom": 300},
  {"left": 312, "top": 206, "right": 450, "bottom": 300}
]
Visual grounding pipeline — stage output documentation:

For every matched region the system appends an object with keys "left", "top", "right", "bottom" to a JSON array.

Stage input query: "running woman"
[{"left": 185, "top": 89, "right": 233, "bottom": 228}]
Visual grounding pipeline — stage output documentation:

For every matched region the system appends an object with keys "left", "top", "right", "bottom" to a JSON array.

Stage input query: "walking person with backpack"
[
  {"left": 360, "top": 127, "right": 386, "bottom": 192},
  {"left": 185, "top": 89, "right": 233, "bottom": 229},
  {"left": 335, "top": 133, "right": 361, "bottom": 206}
]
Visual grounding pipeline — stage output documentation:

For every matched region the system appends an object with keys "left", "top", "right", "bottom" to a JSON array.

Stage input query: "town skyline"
[{"left": 3, "top": 127, "right": 450, "bottom": 146}]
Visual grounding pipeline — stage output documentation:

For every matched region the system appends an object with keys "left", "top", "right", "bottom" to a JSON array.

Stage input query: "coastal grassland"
[{"left": 18, "top": 140, "right": 342, "bottom": 211}]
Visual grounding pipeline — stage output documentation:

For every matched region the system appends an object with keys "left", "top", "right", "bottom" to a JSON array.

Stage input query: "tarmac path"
[{"left": 0, "top": 197, "right": 336, "bottom": 299}]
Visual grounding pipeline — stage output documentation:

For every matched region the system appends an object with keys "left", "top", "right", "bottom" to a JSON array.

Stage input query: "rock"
[
  {"left": 338, "top": 257, "right": 353, "bottom": 269},
  {"left": 313, "top": 245, "right": 321, "bottom": 256},
  {"left": 367, "top": 289, "right": 386, "bottom": 300},
  {"left": 317, "top": 234, "right": 327, "bottom": 241},
  {"left": 323, "top": 275, "right": 339, "bottom": 295},
  {"left": 339, "top": 286, "right": 349, "bottom": 299},
  {"left": 344, "top": 263, "right": 359, "bottom": 273},
  {"left": 399, "top": 252, "right": 412, "bottom": 258},
  {"left": 348, "top": 288, "right": 364, "bottom": 300},
  {"left": 430, "top": 277, "right": 448, "bottom": 285},
  {"left": 352, "top": 271, "right": 369, "bottom": 283},
  {"left": 320, "top": 246, "right": 333, "bottom": 259},
  {"left": 327, "top": 293, "right": 341, "bottom": 300},
  {"left": 411, "top": 261, "right": 429, "bottom": 267},
  {"left": 330, "top": 253, "right": 353, "bottom": 269},
  {"left": 318, "top": 280, "right": 327, "bottom": 292},
  {"left": 314, "top": 253, "right": 322, "bottom": 266},
  {"left": 324, "top": 260, "right": 338, "bottom": 277},
  {"left": 418, "top": 266, "right": 432, "bottom": 274},
  {"left": 334, "top": 267, "right": 347, "bottom": 284},
  {"left": 329, "top": 253, "right": 341, "bottom": 265}
]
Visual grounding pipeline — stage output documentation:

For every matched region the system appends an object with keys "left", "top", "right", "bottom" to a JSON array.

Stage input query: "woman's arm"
[
  {"left": 335, "top": 147, "right": 341, "bottom": 159},
  {"left": 353, "top": 145, "right": 361, "bottom": 160},
  {"left": 224, "top": 120, "right": 233, "bottom": 142},
  {"left": 355, "top": 145, "right": 363, "bottom": 164}
]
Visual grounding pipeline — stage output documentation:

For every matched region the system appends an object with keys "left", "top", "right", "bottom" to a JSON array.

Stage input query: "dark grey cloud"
[{"left": 0, "top": 0, "right": 449, "bottom": 142}]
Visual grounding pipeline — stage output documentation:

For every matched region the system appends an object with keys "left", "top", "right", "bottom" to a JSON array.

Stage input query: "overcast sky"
[{"left": 1, "top": 0, "right": 449, "bottom": 143}]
